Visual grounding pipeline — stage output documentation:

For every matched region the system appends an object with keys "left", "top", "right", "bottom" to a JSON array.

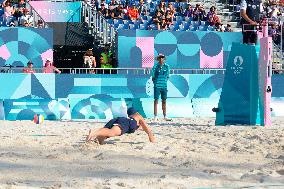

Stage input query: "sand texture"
[{"left": 0, "top": 118, "right": 284, "bottom": 189}]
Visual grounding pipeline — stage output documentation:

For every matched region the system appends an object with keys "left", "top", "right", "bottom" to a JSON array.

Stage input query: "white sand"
[{"left": 0, "top": 118, "right": 284, "bottom": 189}]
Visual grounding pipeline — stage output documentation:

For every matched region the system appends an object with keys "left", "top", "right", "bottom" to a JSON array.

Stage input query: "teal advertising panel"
[
  {"left": 0, "top": 73, "right": 283, "bottom": 120},
  {"left": 118, "top": 30, "right": 242, "bottom": 69}
]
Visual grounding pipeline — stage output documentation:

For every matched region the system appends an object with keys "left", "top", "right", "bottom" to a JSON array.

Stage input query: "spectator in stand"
[
  {"left": 215, "top": 22, "right": 225, "bottom": 32},
  {"left": 152, "top": 11, "right": 163, "bottom": 30},
  {"left": 167, "top": 3, "right": 176, "bottom": 15},
  {"left": 19, "top": 8, "right": 33, "bottom": 26},
  {"left": 184, "top": 4, "right": 193, "bottom": 18},
  {"left": 165, "top": 9, "right": 174, "bottom": 25},
  {"left": 193, "top": 4, "right": 206, "bottom": 21},
  {"left": 269, "top": 23, "right": 280, "bottom": 45},
  {"left": 175, "top": 0, "right": 183, "bottom": 16},
  {"left": 156, "top": 1, "right": 166, "bottom": 16},
  {"left": 2, "top": 1, "right": 14, "bottom": 18},
  {"left": 43, "top": 58, "right": 61, "bottom": 74},
  {"left": 111, "top": 5, "right": 123, "bottom": 19},
  {"left": 36, "top": 20, "right": 44, "bottom": 28},
  {"left": 100, "top": 0, "right": 109, "bottom": 9},
  {"left": 138, "top": 0, "right": 148, "bottom": 16},
  {"left": 17, "top": 0, "right": 26, "bottom": 9},
  {"left": 225, "top": 24, "right": 233, "bottom": 32},
  {"left": 128, "top": 4, "right": 139, "bottom": 21},
  {"left": 207, "top": 6, "right": 221, "bottom": 26},
  {"left": 99, "top": 4, "right": 110, "bottom": 19},
  {"left": 23, "top": 61, "right": 36, "bottom": 74},
  {"left": 160, "top": 16, "right": 167, "bottom": 30},
  {"left": 2, "top": 0, "right": 15, "bottom": 25}
]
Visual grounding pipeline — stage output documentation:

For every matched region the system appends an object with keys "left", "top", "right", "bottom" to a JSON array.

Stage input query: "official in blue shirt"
[{"left": 152, "top": 54, "right": 171, "bottom": 121}]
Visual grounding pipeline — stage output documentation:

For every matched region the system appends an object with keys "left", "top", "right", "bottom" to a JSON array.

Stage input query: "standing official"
[{"left": 152, "top": 54, "right": 172, "bottom": 121}]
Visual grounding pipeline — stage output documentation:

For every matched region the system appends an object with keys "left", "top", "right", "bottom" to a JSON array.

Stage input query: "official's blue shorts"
[{"left": 154, "top": 88, "right": 167, "bottom": 100}]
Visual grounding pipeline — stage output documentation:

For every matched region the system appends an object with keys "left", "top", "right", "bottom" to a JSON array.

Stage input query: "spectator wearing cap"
[
  {"left": 23, "top": 61, "right": 36, "bottom": 74},
  {"left": 151, "top": 54, "right": 171, "bottom": 122},
  {"left": 86, "top": 107, "right": 155, "bottom": 144},
  {"left": 43, "top": 58, "right": 61, "bottom": 74}
]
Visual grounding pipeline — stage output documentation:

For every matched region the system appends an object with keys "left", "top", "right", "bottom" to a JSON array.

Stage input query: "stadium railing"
[{"left": 82, "top": 2, "right": 116, "bottom": 46}]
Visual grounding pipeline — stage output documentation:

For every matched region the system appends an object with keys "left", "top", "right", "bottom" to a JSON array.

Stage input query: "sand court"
[{"left": 0, "top": 118, "right": 284, "bottom": 189}]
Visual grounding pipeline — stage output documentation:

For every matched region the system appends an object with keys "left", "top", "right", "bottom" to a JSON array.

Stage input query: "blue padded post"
[{"left": 215, "top": 42, "right": 260, "bottom": 125}]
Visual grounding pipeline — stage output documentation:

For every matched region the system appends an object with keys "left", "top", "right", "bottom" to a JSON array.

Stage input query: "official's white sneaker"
[
  {"left": 153, "top": 116, "right": 158, "bottom": 122},
  {"left": 164, "top": 117, "right": 172, "bottom": 121}
]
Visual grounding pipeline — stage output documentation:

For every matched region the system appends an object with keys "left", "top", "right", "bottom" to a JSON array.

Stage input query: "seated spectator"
[
  {"left": 175, "top": 0, "right": 184, "bottom": 16},
  {"left": 184, "top": 4, "right": 193, "bottom": 18},
  {"left": 152, "top": 11, "right": 163, "bottom": 29},
  {"left": 23, "top": 61, "right": 36, "bottom": 74},
  {"left": 193, "top": 4, "right": 206, "bottom": 21},
  {"left": 128, "top": 4, "right": 139, "bottom": 21},
  {"left": 83, "top": 49, "right": 97, "bottom": 73},
  {"left": 167, "top": 3, "right": 176, "bottom": 15},
  {"left": 269, "top": 23, "right": 280, "bottom": 45},
  {"left": 23, "top": 21, "right": 30, "bottom": 27},
  {"left": 111, "top": 5, "right": 123, "bottom": 19},
  {"left": 207, "top": 6, "right": 221, "bottom": 26},
  {"left": 160, "top": 16, "right": 167, "bottom": 30},
  {"left": 165, "top": 9, "right": 174, "bottom": 25},
  {"left": 17, "top": 0, "right": 26, "bottom": 9},
  {"left": 99, "top": 4, "right": 110, "bottom": 18},
  {"left": 2, "top": 0, "right": 14, "bottom": 19},
  {"left": 43, "top": 58, "right": 61, "bottom": 74},
  {"left": 36, "top": 20, "right": 44, "bottom": 28},
  {"left": 19, "top": 8, "right": 33, "bottom": 26},
  {"left": 215, "top": 22, "right": 225, "bottom": 32},
  {"left": 224, "top": 24, "right": 233, "bottom": 32},
  {"left": 138, "top": 0, "right": 148, "bottom": 16},
  {"left": 156, "top": 1, "right": 166, "bottom": 16},
  {"left": 13, "top": 7, "right": 24, "bottom": 20},
  {"left": 99, "top": 0, "right": 109, "bottom": 9}
]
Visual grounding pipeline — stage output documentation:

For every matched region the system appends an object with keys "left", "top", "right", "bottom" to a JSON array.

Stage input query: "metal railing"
[
  {"left": 82, "top": 2, "right": 116, "bottom": 46},
  {"left": 1, "top": 67, "right": 283, "bottom": 74}
]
